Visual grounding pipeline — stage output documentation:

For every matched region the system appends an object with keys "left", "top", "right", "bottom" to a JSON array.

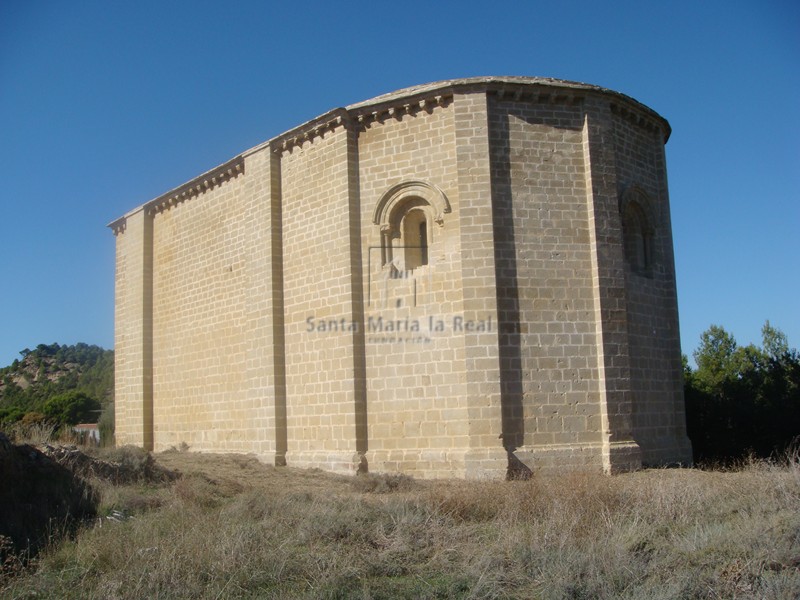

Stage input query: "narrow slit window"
[
  {"left": 419, "top": 220, "right": 428, "bottom": 266},
  {"left": 622, "top": 200, "right": 654, "bottom": 276},
  {"left": 402, "top": 209, "right": 428, "bottom": 271}
]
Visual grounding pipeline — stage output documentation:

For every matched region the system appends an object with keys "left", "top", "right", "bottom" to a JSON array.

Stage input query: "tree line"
[{"left": 684, "top": 321, "right": 799, "bottom": 463}]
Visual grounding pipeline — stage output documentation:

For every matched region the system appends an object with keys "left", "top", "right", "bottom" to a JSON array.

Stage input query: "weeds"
[
  {"left": 2, "top": 452, "right": 799, "bottom": 599},
  {"left": 352, "top": 471, "right": 416, "bottom": 494},
  {"left": 3, "top": 420, "right": 60, "bottom": 445}
]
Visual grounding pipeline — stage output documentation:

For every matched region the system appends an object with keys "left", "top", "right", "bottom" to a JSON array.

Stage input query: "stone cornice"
[
  {"left": 255, "top": 77, "right": 669, "bottom": 145},
  {"left": 344, "top": 77, "right": 670, "bottom": 141},
  {"left": 488, "top": 84, "right": 585, "bottom": 105},
  {"left": 107, "top": 156, "right": 244, "bottom": 235},
  {"left": 264, "top": 108, "right": 351, "bottom": 156},
  {"left": 145, "top": 157, "right": 244, "bottom": 217},
  {"left": 350, "top": 93, "right": 452, "bottom": 132},
  {"left": 609, "top": 102, "right": 669, "bottom": 140},
  {"left": 110, "top": 77, "right": 671, "bottom": 232},
  {"left": 108, "top": 215, "right": 127, "bottom": 236}
]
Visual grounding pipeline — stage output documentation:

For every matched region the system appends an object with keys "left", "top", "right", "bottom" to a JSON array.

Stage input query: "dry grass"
[
  {"left": 3, "top": 451, "right": 799, "bottom": 599},
  {"left": 3, "top": 420, "right": 61, "bottom": 445}
]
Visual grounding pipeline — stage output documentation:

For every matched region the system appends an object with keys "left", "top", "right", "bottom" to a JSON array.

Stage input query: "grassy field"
[{"left": 2, "top": 447, "right": 799, "bottom": 599}]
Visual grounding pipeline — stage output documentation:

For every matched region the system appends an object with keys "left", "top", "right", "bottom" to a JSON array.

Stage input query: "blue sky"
[{"left": 0, "top": 0, "right": 797, "bottom": 368}]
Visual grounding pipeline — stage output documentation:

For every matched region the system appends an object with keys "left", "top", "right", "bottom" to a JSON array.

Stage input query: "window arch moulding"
[
  {"left": 373, "top": 180, "right": 451, "bottom": 271},
  {"left": 372, "top": 180, "right": 451, "bottom": 231}
]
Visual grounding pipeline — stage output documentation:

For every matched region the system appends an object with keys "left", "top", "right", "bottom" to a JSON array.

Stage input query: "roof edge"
[
  {"left": 111, "top": 77, "right": 670, "bottom": 227},
  {"left": 107, "top": 155, "right": 245, "bottom": 232}
]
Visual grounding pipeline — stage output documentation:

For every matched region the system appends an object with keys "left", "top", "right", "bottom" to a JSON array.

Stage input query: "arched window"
[
  {"left": 620, "top": 186, "right": 656, "bottom": 276},
  {"left": 373, "top": 180, "right": 450, "bottom": 273}
]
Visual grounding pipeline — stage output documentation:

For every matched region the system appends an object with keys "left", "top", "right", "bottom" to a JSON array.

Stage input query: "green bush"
[
  {"left": 685, "top": 321, "right": 800, "bottom": 463},
  {"left": 0, "top": 407, "right": 24, "bottom": 424},
  {"left": 42, "top": 391, "right": 100, "bottom": 426}
]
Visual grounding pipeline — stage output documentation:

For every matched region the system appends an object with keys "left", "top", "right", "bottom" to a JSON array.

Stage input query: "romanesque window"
[
  {"left": 620, "top": 187, "right": 656, "bottom": 276},
  {"left": 373, "top": 180, "right": 450, "bottom": 274}
]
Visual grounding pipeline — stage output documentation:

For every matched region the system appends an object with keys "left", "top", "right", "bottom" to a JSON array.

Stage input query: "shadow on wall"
[{"left": 488, "top": 98, "right": 586, "bottom": 479}]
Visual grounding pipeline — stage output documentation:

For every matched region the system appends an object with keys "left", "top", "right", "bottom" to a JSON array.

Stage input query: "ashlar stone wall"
[{"left": 111, "top": 77, "right": 692, "bottom": 478}]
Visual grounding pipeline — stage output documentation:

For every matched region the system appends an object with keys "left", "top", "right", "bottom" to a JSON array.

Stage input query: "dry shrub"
[
  {"left": 44, "top": 444, "right": 179, "bottom": 485},
  {"left": 172, "top": 472, "right": 243, "bottom": 509},
  {"left": 97, "top": 482, "right": 169, "bottom": 516},
  {"left": 425, "top": 481, "right": 504, "bottom": 523},
  {"left": 4, "top": 419, "right": 58, "bottom": 445},
  {"left": 3, "top": 452, "right": 799, "bottom": 599},
  {"left": 352, "top": 472, "right": 416, "bottom": 494},
  {"left": 5, "top": 420, "right": 104, "bottom": 448}
]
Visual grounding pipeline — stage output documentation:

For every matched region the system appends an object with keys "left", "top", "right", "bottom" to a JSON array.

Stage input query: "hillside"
[{"left": 0, "top": 343, "right": 113, "bottom": 423}]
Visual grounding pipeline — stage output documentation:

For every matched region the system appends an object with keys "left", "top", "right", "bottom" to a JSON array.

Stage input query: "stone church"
[{"left": 110, "top": 77, "right": 692, "bottom": 478}]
